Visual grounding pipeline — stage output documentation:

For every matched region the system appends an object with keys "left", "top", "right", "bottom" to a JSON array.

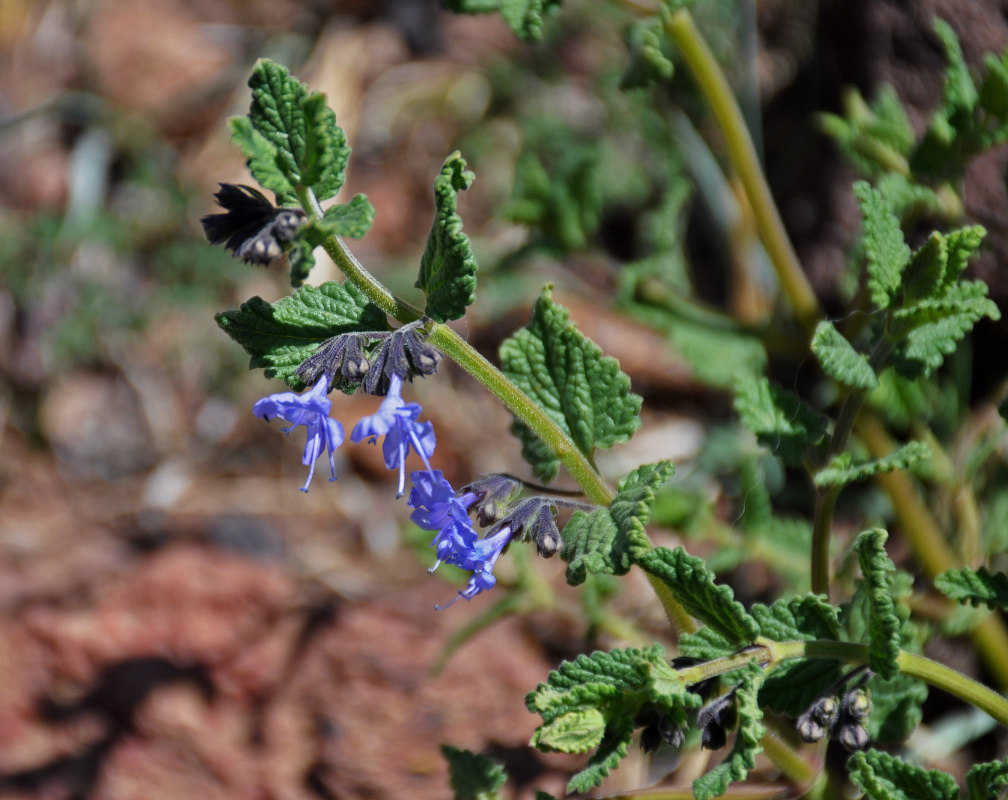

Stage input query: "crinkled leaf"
[
  {"left": 811, "top": 321, "right": 878, "bottom": 389},
  {"left": 561, "top": 461, "right": 674, "bottom": 585},
  {"left": 215, "top": 281, "right": 388, "bottom": 387},
  {"left": 621, "top": 19, "right": 674, "bottom": 89},
  {"left": 236, "top": 60, "right": 349, "bottom": 204},
  {"left": 734, "top": 376, "right": 828, "bottom": 466},
  {"left": 936, "top": 566, "right": 1008, "bottom": 609},
  {"left": 967, "top": 758, "right": 1008, "bottom": 800},
  {"left": 441, "top": 745, "right": 507, "bottom": 800},
  {"left": 635, "top": 546, "right": 760, "bottom": 645},
  {"left": 854, "top": 529, "right": 901, "bottom": 679},
  {"left": 416, "top": 152, "right": 478, "bottom": 322},
  {"left": 817, "top": 86, "right": 914, "bottom": 177},
  {"left": 527, "top": 646, "right": 700, "bottom": 793},
  {"left": 751, "top": 595, "right": 842, "bottom": 641},
  {"left": 679, "top": 625, "right": 736, "bottom": 662},
  {"left": 501, "top": 286, "right": 642, "bottom": 481},
  {"left": 848, "top": 749, "right": 959, "bottom": 800},
  {"left": 814, "top": 441, "right": 931, "bottom": 488},
  {"left": 441, "top": 0, "right": 562, "bottom": 40},
  {"left": 901, "top": 232, "right": 947, "bottom": 302},
  {"left": 891, "top": 281, "right": 1000, "bottom": 379},
  {"left": 692, "top": 662, "right": 765, "bottom": 800},
  {"left": 865, "top": 672, "right": 927, "bottom": 742},
  {"left": 287, "top": 235, "right": 316, "bottom": 287},
  {"left": 943, "top": 224, "right": 986, "bottom": 285},
  {"left": 855, "top": 181, "right": 911, "bottom": 310},
  {"left": 316, "top": 194, "right": 376, "bottom": 239}
]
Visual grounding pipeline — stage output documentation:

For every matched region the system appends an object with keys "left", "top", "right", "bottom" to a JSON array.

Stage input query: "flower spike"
[
  {"left": 351, "top": 374, "right": 436, "bottom": 496},
  {"left": 252, "top": 375, "right": 344, "bottom": 492}
]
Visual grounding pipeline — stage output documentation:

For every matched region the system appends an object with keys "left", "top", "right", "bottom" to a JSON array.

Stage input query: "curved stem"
[{"left": 663, "top": 9, "right": 820, "bottom": 333}]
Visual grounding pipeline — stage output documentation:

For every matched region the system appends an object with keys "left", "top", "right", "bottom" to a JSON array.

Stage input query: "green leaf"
[
  {"left": 441, "top": 745, "right": 507, "bottom": 800},
  {"left": 679, "top": 626, "right": 737, "bottom": 662},
  {"left": 848, "top": 749, "right": 959, "bottom": 800},
  {"left": 891, "top": 281, "right": 1000, "bottom": 379},
  {"left": 811, "top": 321, "right": 878, "bottom": 389},
  {"left": 562, "top": 461, "right": 674, "bottom": 585},
  {"left": 751, "top": 595, "right": 842, "bottom": 641},
  {"left": 936, "top": 566, "right": 1008, "bottom": 609},
  {"left": 238, "top": 59, "right": 350, "bottom": 204},
  {"left": 760, "top": 659, "right": 844, "bottom": 717},
  {"left": 854, "top": 529, "right": 901, "bottom": 680},
  {"left": 692, "top": 662, "right": 765, "bottom": 800},
  {"left": 865, "top": 672, "right": 927, "bottom": 742},
  {"left": 901, "top": 232, "right": 947, "bottom": 302},
  {"left": 215, "top": 281, "right": 388, "bottom": 387},
  {"left": 967, "top": 758, "right": 1008, "bottom": 800},
  {"left": 316, "top": 194, "right": 376, "bottom": 239},
  {"left": 500, "top": 286, "right": 642, "bottom": 481},
  {"left": 635, "top": 546, "right": 760, "bottom": 645},
  {"left": 440, "top": 0, "right": 562, "bottom": 40},
  {"left": 621, "top": 20, "right": 674, "bottom": 89},
  {"left": 854, "top": 181, "right": 911, "bottom": 310},
  {"left": 416, "top": 152, "right": 478, "bottom": 322},
  {"left": 814, "top": 441, "right": 931, "bottom": 488},
  {"left": 287, "top": 235, "right": 316, "bottom": 288},
  {"left": 526, "top": 646, "right": 701, "bottom": 793},
  {"left": 733, "top": 376, "right": 828, "bottom": 466},
  {"left": 943, "top": 225, "right": 986, "bottom": 285},
  {"left": 980, "top": 54, "right": 1008, "bottom": 120}
]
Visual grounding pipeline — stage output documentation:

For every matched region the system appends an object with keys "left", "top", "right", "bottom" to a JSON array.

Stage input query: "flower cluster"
[{"left": 253, "top": 329, "right": 572, "bottom": 608}]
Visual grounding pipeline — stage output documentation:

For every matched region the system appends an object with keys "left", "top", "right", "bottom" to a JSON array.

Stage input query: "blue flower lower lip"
[{"left": 252, "top": 376, "right": 344, "bottom": 492}]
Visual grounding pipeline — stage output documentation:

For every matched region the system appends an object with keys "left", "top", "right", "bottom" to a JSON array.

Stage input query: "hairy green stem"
[{"left": 663, "top": 9, "right": 820, "bottom": 333}]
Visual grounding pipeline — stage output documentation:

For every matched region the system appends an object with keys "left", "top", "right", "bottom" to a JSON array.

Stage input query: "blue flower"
[
  {"left": 253, "top": 376, "right": 344, "bottom": 492},
  {"left": 351, "top": 373, "right": 436, "bottom": 496},
  {"left": 408, "top": 469, "right": 515, "bottom": 607}
]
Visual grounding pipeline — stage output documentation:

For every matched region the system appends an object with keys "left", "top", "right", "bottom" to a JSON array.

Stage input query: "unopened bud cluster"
[
  {"left": 201, "top": 183, "right": 304, "bottom": 265},
  {"left": 796, "top": 681, "right": 871, "bottom": 751}
]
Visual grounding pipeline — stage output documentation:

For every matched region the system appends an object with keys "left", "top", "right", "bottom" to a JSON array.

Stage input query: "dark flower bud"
[
  {"left": 657, "top": 716, "right": 685, "bottom": 749},
  {"left": 362, "top": 323, "right": 443, "bottom": 396},
  {"left": 808, "top": 694, "right": 840, "bottom": 727},
  {"left": 796, "top": 712, "right": 826, "bottom": 743},
  {"left": 697, "top": 691, "right": 737, "bottom": 751},
  {"left": 296, "top": 333, "right": 372, "bottom": 390},
  {"left": 402, "top": 327, "right": 442, "bottom": 376},
  {"left": 461, "top": 474, "right": 522, "bottom": 526},
  {"left": 495, "top": 497, "right": 562, "bottom": 559},
  {"left": 201, "top": 183, "right": 304, "bottom": 265},
  {"left": 837, "top": 722, "right": 870, "bottom": 752},
  {"left": 840, "top": 688, "right": 871, "bottom": 722},
  {"left": 640, "top": 723, "right": 661, "bottom": 754}
]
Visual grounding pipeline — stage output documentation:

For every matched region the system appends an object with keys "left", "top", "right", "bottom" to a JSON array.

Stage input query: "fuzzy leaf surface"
[
  {"left": 416, "top": 152, "right": 478, "bottom": 322},
  {"left": 231, "top": 61, "right": 350, "bottom": 205},
  {"left": 526, "top": 646, "right": 700, "bottom": 793},
  {"left": 215, "top": 281, "right": 387, "bottom": 387},
  {"left": 562, "top": 461, "right": 674, "bottom": 585},
  {"left": 811, "top": 321, "right": 878, "bottom": 389},
  {"left": 692, "top": 662, "right": 765, "bottom": 800},
  {"left": 814, "top": 441, "right": 931, "bottom": 488},
  {"left": 316, "top": 194, "right": 376, "bottom": 239},
  {"left": 865, "top": 672, "right": 927, "bottom": 742},
  {"left": 854, "top": 529, "right": 901, "bottom": 679},
  {"left": 734, "top": 376, "right": 828, "bottom": 466},
  {"left": 441, "top": 745, "right": 507, "bottom": 800},
  {"left": 441, "top": 0, "right": 562, "bottom": 40},
  {"left": 635, "top": 546, "right": 760, "bottom": 645},
  {"left": 500, "top": 286, "right": 642, "bottom": 481},
  {"left": 936, "top": 566, "right": 1008, "bottom": 609},
  {"left": 848, "top": 750, "right": 959, "bottom": 800},
  {"left": 855, "top": 181, "right": 910, "bottom": 310},
  {"left": 967, "top": 759, "right": 1008, "bottom": 800}
]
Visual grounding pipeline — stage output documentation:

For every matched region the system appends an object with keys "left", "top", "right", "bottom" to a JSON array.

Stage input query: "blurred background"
[{"left": 1, "top": 0, "right": 1007, "bottom": 797}]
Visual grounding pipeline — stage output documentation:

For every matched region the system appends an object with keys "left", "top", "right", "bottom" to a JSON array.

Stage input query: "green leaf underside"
[
  {"left": 562, "top": 461, "right": 674, "bottom": 585},
  {"left": 814, "top": 441, "right": 931, "bottom": 488},
  {"left": 967, "top": 758, "right": 1008, "bottom": 800},
  {"left": 854, "top": 529, "right": 902, "bottom": 680},
  {"left": 848, "top": 749, "right": 958, "bottom": 800},
  {"left": 635, "top": 546, "right": 760, "bottom": 645},
  {"left": 501, "top": 286, "right": 642, "bottom": 482},
  {"left": 441, "top": 0, "right": 562, "bottom": 40},
  {"left": 416, "top": 152, "right": 478, "bottom": 322},
  {"left": 734, "top": 377, "right": 828, "bottom": 466},
  {"left": 234, "top": 59, "right": 349, "bottom": 205},
  {"left": 855, "top": 181, "right": 911, "bottom": 310},
  {"left": 937, "top": 566, "right": 1008, "bottom": 609},
  {"left": 760, "top": 658, "right": 844, "bottom": 716},
  {"left": 865, "top": 672, "right": 927, "bottom": 742},
  {"left": 440, "top": 745, "right": 507, "bottom": 800},
  {"left": 811, "top": 320, "right": 878, "bottom": 389},
  {"left": 526, "top": 646, "right": 700, "bottom": 793},
  {"left": 215, "top": 281, "right": 387, "bottom": 387},
  {"left": 692, "top": 662, "right": 766, "bottom": 800}
]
